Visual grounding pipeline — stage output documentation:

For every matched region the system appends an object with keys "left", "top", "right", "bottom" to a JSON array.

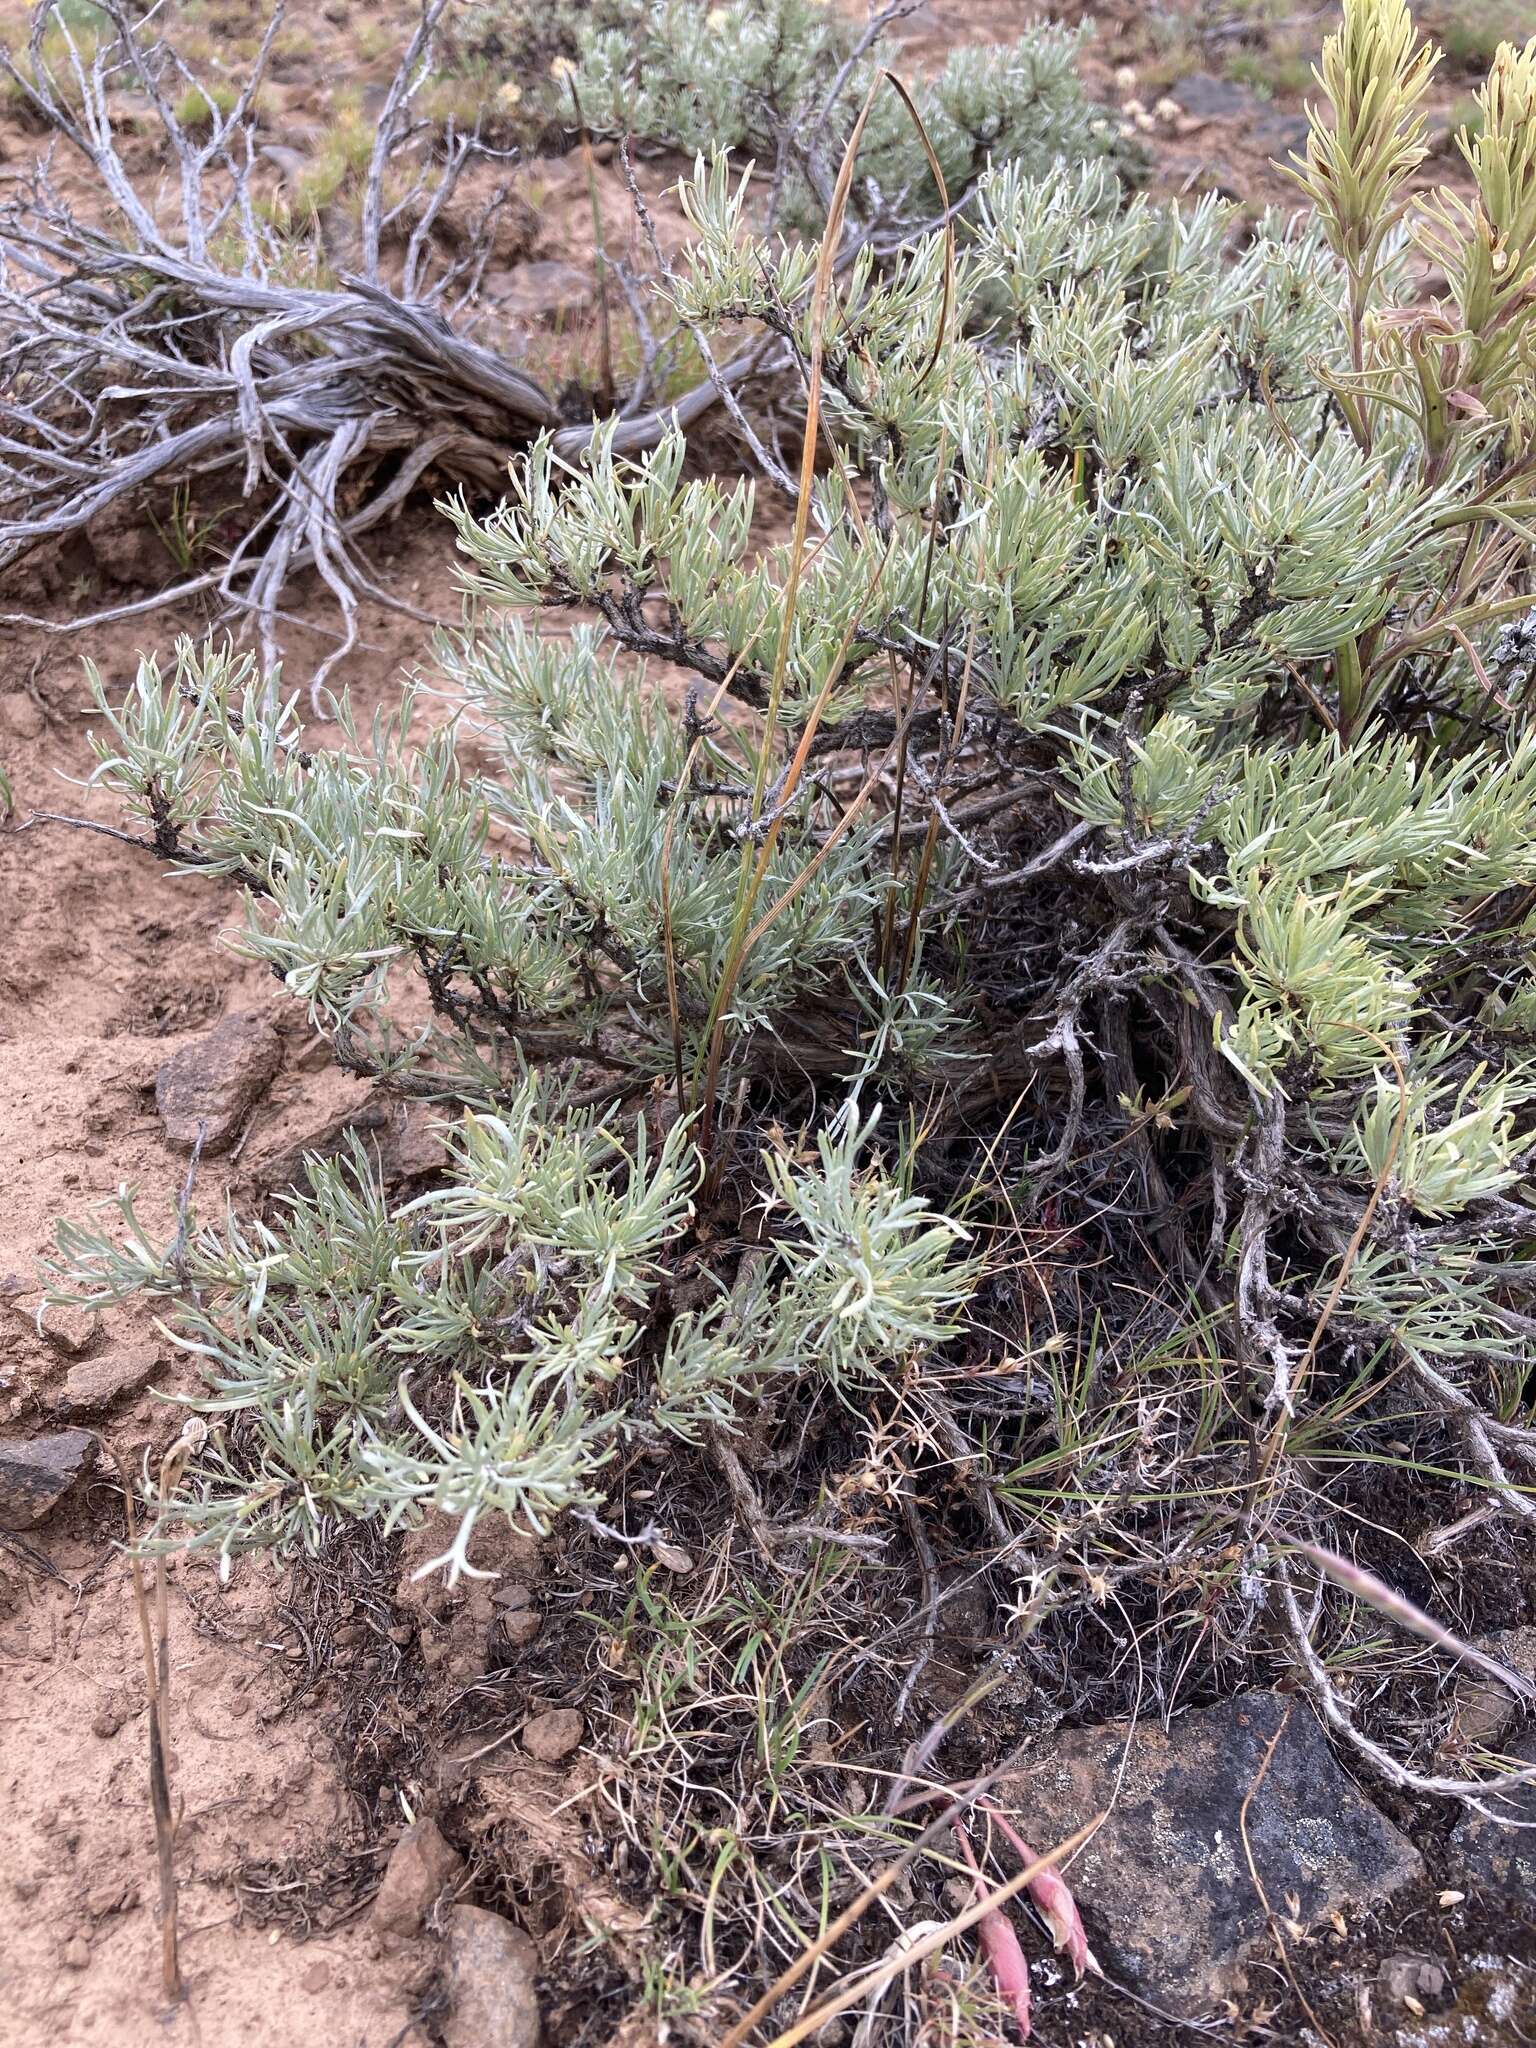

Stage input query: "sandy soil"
[
  {"left": 0, "top": 0, "right": 1517, "bottom": 2043},
  {"left": 0, "top": 524, "right": 453, "bottom": 2045}
]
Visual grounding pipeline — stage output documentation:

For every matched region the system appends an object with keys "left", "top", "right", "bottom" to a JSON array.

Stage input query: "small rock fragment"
[
  {"left": 491, "top": 1582, "right": 542, "bottom": 1649},
  {"left": 85, "top": 1877, "right": 138, "bottom": 1919},
  {"left": 521, "top": 1708, "right": 583, "bottom": 1763},
  {"left": 422, "top": 187, "right": 536, "bottom": 262},
  {"left": 372, "top": 1817, "right": 463, "bottom": 1938},
  {"left": 0, "top": 691, "right": 45, "bottom": 741},
  {"left": 156, "top": 1012, "right": 282, "bottom": 1152},
  {"left": 0, "top": 1429, "right": 96, "bottom": 1530},
  {"left": 259, "top": 142, "right": 310, "bottom": 186},
  {"left": 91, "top": 1695, "right": 135, "bottom": 1739},
  {"left": 245, "top": 1093, "right": 388, "bottom": 1197},
  {"left": 62, "top": 1937, "right": 91, "bottom": 1970},
  {"left": 56, "top": 1343, "right": 159, "bottom": 1418},
  {"left": 1393, "top": 1953, "right": 1536, "bottom": 2047},
  {"left": 1378, "top": 1953, "right": 1447, "bottom": 2008},
  {"left": 379, "top": 1105, "right": 451, "bottom": 1185},
  {"left": 1446, "top": 1626, "right": 1536, "bottom": 1751},
  {"left": 83, "top": 502, "right": 169, "bottom": 588},
  {"left": 442, "top": 1905, "right": 542, "bottom": 2048},
  {"left": 1253, "top": 111, "right": 1311, "bottom": 158},
  {"left": 32, "top": 1301, "right": 99, "bottom": 1356},
  {"left": 300, "top": 1959, "right": 331, "bottom": 1994},
  {"left": 394, "top": 1513, "right": 544, "bottom": 1683}
]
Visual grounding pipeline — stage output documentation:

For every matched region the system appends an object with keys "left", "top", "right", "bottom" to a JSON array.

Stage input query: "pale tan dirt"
[
  {"left": 0, "top": 531, "right": 457, "bottom": 2048},
  {"left": 0, "top": 0, "right": 1506, "bottom": 2041}
]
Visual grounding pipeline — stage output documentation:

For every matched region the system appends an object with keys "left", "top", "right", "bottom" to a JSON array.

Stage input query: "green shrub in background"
[
  {"left": 47, "top": 0, "right": 1536, "bottom": 1802},
  {"left": 575, "top": 0, "right": 1113, "bottom": 226},
  {"left": 453, "top": 0, "right": 1117, "bottom": 228}
]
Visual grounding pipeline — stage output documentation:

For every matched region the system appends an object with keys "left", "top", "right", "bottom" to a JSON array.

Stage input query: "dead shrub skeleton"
[{"left": 0, "top": 0, "right": 1065, "bottom": 700}]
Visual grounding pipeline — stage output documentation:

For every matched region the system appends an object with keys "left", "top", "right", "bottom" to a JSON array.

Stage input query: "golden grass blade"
[{"left": 758, "top": 1814, "right": 1106, "bottom": 2048}]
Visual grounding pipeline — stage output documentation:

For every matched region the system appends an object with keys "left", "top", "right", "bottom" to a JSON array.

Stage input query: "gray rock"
[
  {"left": 259, "top": 142, "right": 310, "bottom": 186},
  {"left": 1449, "top": 1728, "right": 1536, "bottom": 1894},
  {"left": 0, "top": 1429, "right": 96, "bottom": 1529},
  {"left": 372, "top": 1818, "right": 463, "bottom": 1937},
  {"left": 442, "top": 1905, "right": 541, "bottom": 2048},
  {"left": 1170, "top": 73, "right": 1256, "bottom": 121},
  {"left": 999, "top": 1694, "right": 1422, "bottom": 2014},
  {"left": 156, "top": 1012, "right": 282, "bottom": 1152},
  {"left": 56, "top": 1343, "right": 160, "bottom": 1417}
]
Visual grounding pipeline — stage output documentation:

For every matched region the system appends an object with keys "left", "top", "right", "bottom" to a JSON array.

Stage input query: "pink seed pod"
[
  {"left": 1023, "top": 1857, "right": 1091, "bottom": 1981},
  {"left": 980, "top": 1801, "right": 1095, "bottom": 1980},
  {"left": 976, "top": 1904, "right": 1033, "bottom": 2038}
]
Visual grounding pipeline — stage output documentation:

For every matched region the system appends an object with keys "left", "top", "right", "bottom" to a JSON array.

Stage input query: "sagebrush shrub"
[
  {"left": 439, "top": 0, "right": 1117, "bottom": 228},
  {"left": 48, "top": 0, "right": 1536, "bottom": 1794},
  {"left": 575, "top": 0, "right": 1114, "bottom": 228}
]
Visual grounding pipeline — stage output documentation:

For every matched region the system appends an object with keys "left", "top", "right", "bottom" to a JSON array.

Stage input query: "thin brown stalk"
[
  {"left": 659, "top": 650, "right": 754, "bottom": 1102},
  {"left": 716, "top": 1766, "right": 1046, "bottom": 2048},
  {"left": 898, "top": 616, "right": 979, "bottom": 993},
  {"left": 568, "top": 77, "right": 615, "bottom": 409},
  {"left": 1258, "top": 1026, "right": 1407, "bottom": 1471},
  {"left": 117, "top": 1446, "right": 187, "bottom": 2006},
  {"left": 693, "top": 78, "right": 884, "bottom": 1151},
  {"left": 870, "top": 74, "right": 956, "bottom": 976},
  {"left": 737, "top": 681, "right": 922, "bottom": 962}
]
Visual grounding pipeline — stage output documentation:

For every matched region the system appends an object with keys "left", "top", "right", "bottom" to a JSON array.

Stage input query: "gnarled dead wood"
[{"left": 0, "top": 0, "right": 783, "bottom": 699}]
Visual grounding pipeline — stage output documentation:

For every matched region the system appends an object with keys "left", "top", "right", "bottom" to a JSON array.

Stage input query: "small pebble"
[
  {"left": 301, "top": 1960, "right": 331, "bottom": 1993},
  {"left": 492, "top": 1583, "right": 541, "bottom": 1649},
  {"left": 85, "top": 1879, "right": 136, "bottom": 1919},
  {"left": 521, "top": 1707, "right": 584, "bottom": 1762},
  {"left": 62, "top": 1937, "right": 90, "bottom": 1970}
]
